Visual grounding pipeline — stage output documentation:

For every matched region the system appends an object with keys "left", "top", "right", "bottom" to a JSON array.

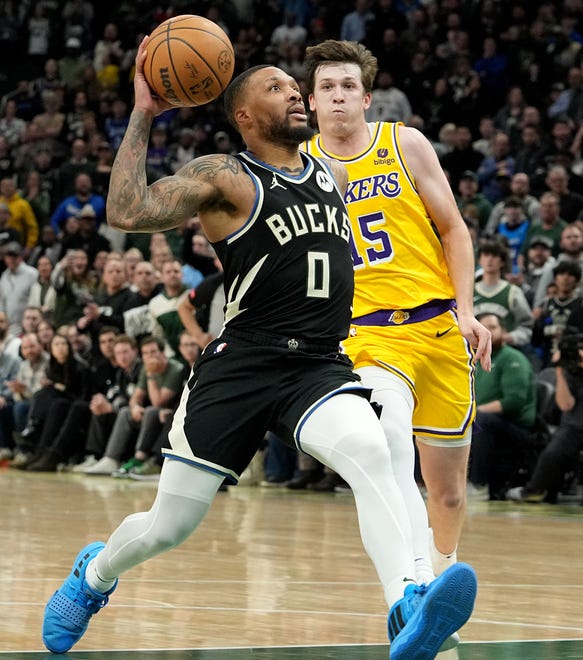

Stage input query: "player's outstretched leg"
[
  {"left": 43, "top": 542, "right": 117, "bottom": 653},
  {"left": 387, "top": 562, "right": 477, "bottom": 660}
]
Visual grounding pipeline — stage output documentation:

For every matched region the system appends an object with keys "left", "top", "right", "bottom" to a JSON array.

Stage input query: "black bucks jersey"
[{"left": 212, "top": 152, "right": 354, "bottom": 346}]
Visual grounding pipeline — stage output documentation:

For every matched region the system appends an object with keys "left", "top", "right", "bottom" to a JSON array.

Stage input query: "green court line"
[{"left": 3, "top": 640, "right": 583, "bottom": 659}]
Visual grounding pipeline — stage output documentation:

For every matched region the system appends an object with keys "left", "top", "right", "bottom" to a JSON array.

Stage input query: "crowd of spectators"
[{"left": 0, "top": 0, "right": 582, "bottom": 498}]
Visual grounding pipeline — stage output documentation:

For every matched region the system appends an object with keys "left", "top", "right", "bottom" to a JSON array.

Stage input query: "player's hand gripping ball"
[{"left": 143, "top": 14, "right": 235, "bottom": 107}]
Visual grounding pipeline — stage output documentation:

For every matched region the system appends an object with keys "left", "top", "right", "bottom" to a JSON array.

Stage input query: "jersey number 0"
[{"left": 307, "top": 251, "right": 330, "bottom": 298}]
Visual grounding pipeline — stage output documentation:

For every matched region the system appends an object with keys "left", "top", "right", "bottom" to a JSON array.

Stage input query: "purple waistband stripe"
[{"left": 352, "top": 299, "right": 456, "bottom": 327}]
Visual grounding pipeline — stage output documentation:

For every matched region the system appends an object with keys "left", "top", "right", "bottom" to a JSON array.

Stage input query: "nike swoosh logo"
[{"left": 435, "top": 326, "right": 454, "bottom": 338}]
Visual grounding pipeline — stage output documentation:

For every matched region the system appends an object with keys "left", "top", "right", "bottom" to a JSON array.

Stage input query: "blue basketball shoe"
[
  {"left": 387, "top": 562, "right": 477, "bottom": 660},
  {"left": 43, "top": 542, "right": 118, "bottom": 653}
]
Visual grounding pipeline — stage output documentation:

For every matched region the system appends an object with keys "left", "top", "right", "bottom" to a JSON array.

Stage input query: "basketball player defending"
[
  {"left": 303, "top": 40, "right": 491, "bottom": 601},
  {"left": 42, "top": 38, "right": 477, "bottom": 659}
]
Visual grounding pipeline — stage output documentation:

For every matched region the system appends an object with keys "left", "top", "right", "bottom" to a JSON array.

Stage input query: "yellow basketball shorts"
[{"left": 343, "top": 310, "right": 475, "bottom": 440}]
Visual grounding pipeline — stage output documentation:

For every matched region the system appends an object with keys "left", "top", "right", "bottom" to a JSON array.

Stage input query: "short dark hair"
[
  {"left": 139, "top": 335, "right": 165, "bottom": 352},
  {"left": 478, "top": 239, "right": 508, "bottom": 260},
  {"left": 553, "top": 261, "right": 582, "bottom": 281},
  {"left": 224, "top": 65, "right": 271, "bottom": 130},
  {"left": 114, "top": 334, "right": 137, "bottom": 349},
  {"left": 99, "top": 325, "right": 119, "bottom": 337},
  {"left": 504, "top": 195, "right": 523, "bottom": 208}
]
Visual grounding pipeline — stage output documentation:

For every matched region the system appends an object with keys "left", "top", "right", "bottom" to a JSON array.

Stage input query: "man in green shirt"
[
  {"left": 468, "top": 313, "right": 536, "bottom": 500},
  {"left": 84, "top": 336, "right": 184, "bottom": 475},
  {"left": 148, "top": 259, "right": 188, "bottom": 357},
  {"left": 521, "top": 191, "right": 568, "bottom": 259},
  {"left": 474, "top": 240, "right": 534, "bottom": 349}
]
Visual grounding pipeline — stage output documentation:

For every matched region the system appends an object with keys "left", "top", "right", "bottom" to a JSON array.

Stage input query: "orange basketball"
[{"left": 143, "top": 15, "right": 235, "bottom": 107}]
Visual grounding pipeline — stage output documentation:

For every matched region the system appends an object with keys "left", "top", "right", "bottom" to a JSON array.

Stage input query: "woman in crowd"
[{"left": 13, "top": 333, "right": 90, "bottom": 469}]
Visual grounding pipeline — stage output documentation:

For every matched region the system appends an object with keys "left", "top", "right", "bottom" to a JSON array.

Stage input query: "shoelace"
[
  {"left": 406, "top": 583, "right": 427, "bottom": 612},
  {"left": 388, "top": 582, "right": 429, "bottom": 640},
  {"left": 80, "top": 591, "right": 109, "bottom": 614}
]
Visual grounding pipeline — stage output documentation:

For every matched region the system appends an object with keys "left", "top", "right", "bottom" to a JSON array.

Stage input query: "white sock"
[
  {"left": 429, "top": 527, "right": 457, "bottom": 576},
  {"left": 415, "top": 555, "right": 435, "bottom": 585},
  {"left": 386, "top": 577, "right": 417, "bottom": 607},
  {"left": 85, "top": 558, "right": 116, "bottom": 593}
]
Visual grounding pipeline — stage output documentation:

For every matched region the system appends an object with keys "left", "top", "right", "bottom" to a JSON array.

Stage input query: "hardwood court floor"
[{"left": 2, "top": 469, "right": 583, "bottom": 659}]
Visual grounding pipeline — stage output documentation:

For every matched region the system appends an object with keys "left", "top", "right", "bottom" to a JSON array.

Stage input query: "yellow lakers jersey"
[{"left": 304, "top": 122, "right": 454, "bottom": 316}]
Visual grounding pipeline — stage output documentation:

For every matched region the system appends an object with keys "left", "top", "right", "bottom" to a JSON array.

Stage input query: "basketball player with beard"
[{"left": 42, "top": 37, "right": 477, "bottom": 659}]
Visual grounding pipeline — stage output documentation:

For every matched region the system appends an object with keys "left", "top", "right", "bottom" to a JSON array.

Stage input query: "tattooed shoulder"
[{"left": 181, "top": 154, "right": 243, "bottom": 181}]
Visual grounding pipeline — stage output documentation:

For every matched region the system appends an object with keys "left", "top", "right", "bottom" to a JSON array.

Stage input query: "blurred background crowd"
[{"left": 0, "top": 0, "right": 582, "bottom": 502}]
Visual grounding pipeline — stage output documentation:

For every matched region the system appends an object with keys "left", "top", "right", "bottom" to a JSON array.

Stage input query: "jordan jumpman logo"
[{"left": 270, "top": 173, "right": 287, "bottom": 190}]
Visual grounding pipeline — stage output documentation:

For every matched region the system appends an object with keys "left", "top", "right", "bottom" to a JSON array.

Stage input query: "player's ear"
[
  {"left": 362, "top": 92, "right": 372, "bottom": 111},
  {"left": 234, "top": 105, "right": 251, "bottom": 127},
  {"left": 308, "top": 94, "right": 316, "bottom": 111}
]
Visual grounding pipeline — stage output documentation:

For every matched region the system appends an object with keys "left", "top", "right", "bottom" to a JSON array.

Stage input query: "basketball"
[{"left": 143, "top": 15, "right": 235, "bottom": 107}]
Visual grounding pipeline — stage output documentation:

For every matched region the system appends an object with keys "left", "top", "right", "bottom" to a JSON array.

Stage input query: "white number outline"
[{"left": 306, "top": 251, "right": 330, "bottom": 298}]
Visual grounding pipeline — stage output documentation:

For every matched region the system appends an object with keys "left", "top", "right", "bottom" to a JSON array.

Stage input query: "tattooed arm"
[
  {"left": 107, "top": 109, "right": 226, "bottom": 233},
  {"left": 107, "top": 36, "right": 244, "bottom": 235}
]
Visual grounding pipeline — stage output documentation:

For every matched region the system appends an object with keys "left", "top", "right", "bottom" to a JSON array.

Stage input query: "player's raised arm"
[{"left": 106, "top": 37, "right": 228, "bottom": 234}]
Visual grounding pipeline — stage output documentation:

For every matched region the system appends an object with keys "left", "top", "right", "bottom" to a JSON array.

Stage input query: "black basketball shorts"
[{"left": 162, "top": 332, "right": 368, "bottom": 483}]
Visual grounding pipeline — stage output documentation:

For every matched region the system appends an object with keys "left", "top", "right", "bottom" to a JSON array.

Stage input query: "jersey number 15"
[{"left": 349, "top": 210, "right": 394, "bottom": 268}]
